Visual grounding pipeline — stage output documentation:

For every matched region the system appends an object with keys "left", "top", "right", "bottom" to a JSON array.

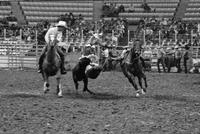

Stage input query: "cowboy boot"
[
  {"left": 60, "top": 55, "right": 67, "bottom": 74},
  {"left": 38, "top": 46, "right": 47, "bottom": 73},
  {"left": 38, "top": 54, "right": 45, "bottom": 73}
]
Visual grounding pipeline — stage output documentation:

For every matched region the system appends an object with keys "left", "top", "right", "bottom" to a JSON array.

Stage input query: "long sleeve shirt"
[{"left": 45, "top": 27, "right": 64, "bottom": 44}]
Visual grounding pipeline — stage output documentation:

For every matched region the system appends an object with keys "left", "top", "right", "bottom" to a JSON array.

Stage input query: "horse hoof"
[
  {"left": 141, "top": 89, "right": 146, "bottom": 95},
  {"left": 58, "top": 95, "right": 63, "bottom": 98},
  {"left": 44, "top": 89, "right": 50, "bottom": 94},
  {"left": 136, "top": 93, "right": 140, "bottom": 97}
]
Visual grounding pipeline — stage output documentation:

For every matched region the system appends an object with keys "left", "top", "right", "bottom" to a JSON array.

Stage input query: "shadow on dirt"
[
  {"left": 193, "top": 81, "right": 200, "bottom": 85},
  {"left": 1, "top": 92, "right": 44, "bottom": 99},
  {"left": 150, "top": 94, "right": 200, "bottom": 103},
  {"left": 63, "top": 91, "right": 137, "bottom": 101}
]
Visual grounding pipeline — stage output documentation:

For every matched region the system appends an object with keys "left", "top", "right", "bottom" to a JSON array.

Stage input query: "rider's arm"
[
  {"left": 45, "top": 30, "right": 51, "bottom": 44},
  {"left": 44, "top": 27, "right": 56, "bottom": 44}
]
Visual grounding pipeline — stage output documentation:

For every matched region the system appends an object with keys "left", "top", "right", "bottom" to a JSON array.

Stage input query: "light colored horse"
[{"left": 41, "top": 40, "right": 63, "bottom": 97}]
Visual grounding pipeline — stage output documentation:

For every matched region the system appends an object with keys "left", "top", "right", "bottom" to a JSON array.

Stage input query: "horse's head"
[
  {"left": 79, "top": 57, "right": 91, "bottom": 67},
  {"left": 129, "top": 48, "right": 141, "bottom": 64},
  {"left": 47, "top": 40, "right": 57, "bottom": 50},
  {"left": 44, "top": 40, "right": 60, "bottom": 65},
  {"left": 130, "top": 48, "right": 139, "bottom": 58}
]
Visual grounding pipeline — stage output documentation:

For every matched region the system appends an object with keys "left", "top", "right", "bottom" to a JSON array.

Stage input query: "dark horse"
[
  {"left": 41, "top": 40, "right": 63, "bottom": 97},
  {"left": 118, "top": 48, "right": 148, "bottom": 97},
  {"left": 72, "top": 57, "right": 102, "bottom": 95}
]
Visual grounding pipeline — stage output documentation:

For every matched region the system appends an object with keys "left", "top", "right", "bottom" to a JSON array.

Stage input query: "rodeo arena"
[{"left": 0, "top": 0, "right": 200, "bottom": 133}]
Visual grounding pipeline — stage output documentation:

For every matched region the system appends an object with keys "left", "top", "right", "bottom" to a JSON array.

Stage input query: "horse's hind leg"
[
  {"left": 83, "top": 77, "right": 95, "bottom": 95},
  {"left": 72, "top": 75, "right": 79, "bottom": 93},
  {"left": 56, "top": 77, "right": 62, "bottom": 97}
]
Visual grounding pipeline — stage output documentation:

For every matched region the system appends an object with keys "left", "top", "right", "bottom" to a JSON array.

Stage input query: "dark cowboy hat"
[
  {"left": 135, "top": 39, "right": 140, "bottom": 42},
  {"left": 185, "top": 45, "right": 190, "bottom": 50}
]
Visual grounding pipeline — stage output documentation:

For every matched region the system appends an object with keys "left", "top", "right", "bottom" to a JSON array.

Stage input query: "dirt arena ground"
[{"left": 0, "top": 70, "right": 200, "bottom": 134}]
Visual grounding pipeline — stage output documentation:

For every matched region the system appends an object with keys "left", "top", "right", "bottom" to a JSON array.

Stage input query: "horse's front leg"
[
  {"left": 56, "top": 76, "right": 62, "bottom": 97},
  {"left": 43, "top": 75, "right": 50, "bottom": 94},
  {"left": 121, "top": 64, "right": 140, "bottom": 97},
  {"left": 130, "top": 75, "right": 141, "bottom": 97},
  {"left": 72, "top": 73, "right": 79, "bottom": 93},
  {"left": 83, "top": 76, "right": 95, "bottom": 95},
  {"left": 138, "top": 74, "right": 147, "bottom": 95}
]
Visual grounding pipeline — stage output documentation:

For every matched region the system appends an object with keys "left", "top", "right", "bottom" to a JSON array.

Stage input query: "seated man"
[
  {"left": 127, "top": 4, "right": 135, "bottom": 13},
  {"left": 141, "top": 1, "right": 151, "bottom": 12},
  {"left": 38, "top": 21, "right": 67, "bottom": 74}
]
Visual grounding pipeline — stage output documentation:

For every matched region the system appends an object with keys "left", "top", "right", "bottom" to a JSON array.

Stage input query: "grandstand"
[
  {"left": 183, "top": 0, "right": 200, "bottom": 21},
  {"left": 0, "top": 3, "right": 11, "bottom": 19},
  {"left": 20, "top": 1, "right": 94, "bottom": 25},
  {"left": 0, "top": 0, "right": 200, "bottom": 70}
]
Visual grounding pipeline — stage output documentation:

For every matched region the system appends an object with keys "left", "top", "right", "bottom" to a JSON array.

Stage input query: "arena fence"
[
  {"left": 0, "top": 28, "right": 199, "bottom": 72},
  {"left": 0, "top": 30, "right": 43, "bottom": 70}
]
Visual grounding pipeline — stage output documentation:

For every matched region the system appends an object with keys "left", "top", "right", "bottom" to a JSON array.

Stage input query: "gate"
[{"left": 0, "top": 30, "right": 43, "bottom": 70}]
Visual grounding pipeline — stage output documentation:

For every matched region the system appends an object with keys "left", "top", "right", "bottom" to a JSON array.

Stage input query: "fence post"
[
  {"left": 81, "top": 29, "right": 83, "bottom": 47},
  {"left": 66, "top": 29, "right": 68, "bottom": 44},
  {"left": 191, "top": 30, "right": 193, "bottom": 44},
  {"left": 159, "top": 30, "right": 161, "bottom": 46},
  {"left": 175, "top": 30, "right": 177, "bottom": 43},
  {"left": 112, "top": 30, "right": 114, "bottom": 46},
  {"left": 4, "top": 29, "right": 6, "bottom": 40},
  {"left": 35, "top": 30, "right": 38, "bottom": 69},
  {"left": 128, "top": 30, "right": 130, "bottom": 47},
  {"left": 143, "top": 29, "right": 146, "bottom": 46},
  {"left": 19, "top": 29, "right": 23, "bottom": 70}
]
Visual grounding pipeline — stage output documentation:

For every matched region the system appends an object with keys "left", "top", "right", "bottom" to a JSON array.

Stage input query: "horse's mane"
[{"left": 122, "top": 48, "right": 138, "bottom": 64}]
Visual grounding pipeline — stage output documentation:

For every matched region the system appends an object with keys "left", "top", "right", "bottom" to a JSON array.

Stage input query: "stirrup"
[
  {"left": 38, "top": 69, "right": 42, "bottom": 73},
  {"left": 61, "top": 68, "right": 67, "bottom": 74}
]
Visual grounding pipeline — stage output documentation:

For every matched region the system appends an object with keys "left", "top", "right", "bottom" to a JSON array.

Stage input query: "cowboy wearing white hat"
[
  {"left": 174, "top": 45, "right": 179, "bottom": 49},
  {"left": 38, "top": 21, "right": 68, "bottom": 74}
]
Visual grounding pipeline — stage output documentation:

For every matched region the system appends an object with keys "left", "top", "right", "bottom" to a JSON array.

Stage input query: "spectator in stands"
[
  {"left": 38, "top": 21, "right": 68, "bottom": 74},
  {"left": 141, "top": 0, "right": 151, "bottom": 12},
  {"left": 102, "top": 2, "right": 110, "bottom": 11},
  {"left": 82, "top": 44, "right": 94, "bottom": 56},
  {"left": 118, "top": 4, "right": 125, "bottom": 13},
  {"left": 78, "top": 14, "right": 84, "bottom": 21},
  {"left": 68, "top": 12, "right": 75, "bottom": 26},
  {"left": 127, "top": 3, "right": 135, "bottom": 13}
]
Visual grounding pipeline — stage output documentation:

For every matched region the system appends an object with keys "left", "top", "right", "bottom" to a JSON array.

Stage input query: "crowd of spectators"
[
  {"left": 0, "top": 1, "right": 10, "bottom": 6},
  {"left": 102, "top": 2, "right": 125, "bottom": 17},
  {"left": 134, "top": 17, "right": 200, "bottom": 48},
  {"left": 0, "top": 11, "right": 127, "bottom": 50},
  {"left": 102, "top": 0, "right": 153, "bottom": 17}
]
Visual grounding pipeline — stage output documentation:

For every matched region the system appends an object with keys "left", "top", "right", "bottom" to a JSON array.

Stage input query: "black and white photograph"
[{"left": 0, "top": 0, "right": 200, "bottom": 133}]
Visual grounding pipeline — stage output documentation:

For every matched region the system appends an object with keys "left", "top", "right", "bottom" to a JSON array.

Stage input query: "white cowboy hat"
[
  {"left": 56, "top": 21, "right": 67, "bottom": 28},
  {"left": 93, "top": 33, "right": 99, "bottom": 39},
  {"left": 123, "top": 46, "right": 129, "bottom": 49},
  {"left": 91, "top": 45, "right": 96, "bottom": 48},
  {"left": 85, "top": 44, "right": 91, "bottom": 47},
  {"left": 175, "top": 45, "right": 179, "bottom": 49},
  {"left": 166, "top": 47, "right": 171, "bottom": 50}
]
